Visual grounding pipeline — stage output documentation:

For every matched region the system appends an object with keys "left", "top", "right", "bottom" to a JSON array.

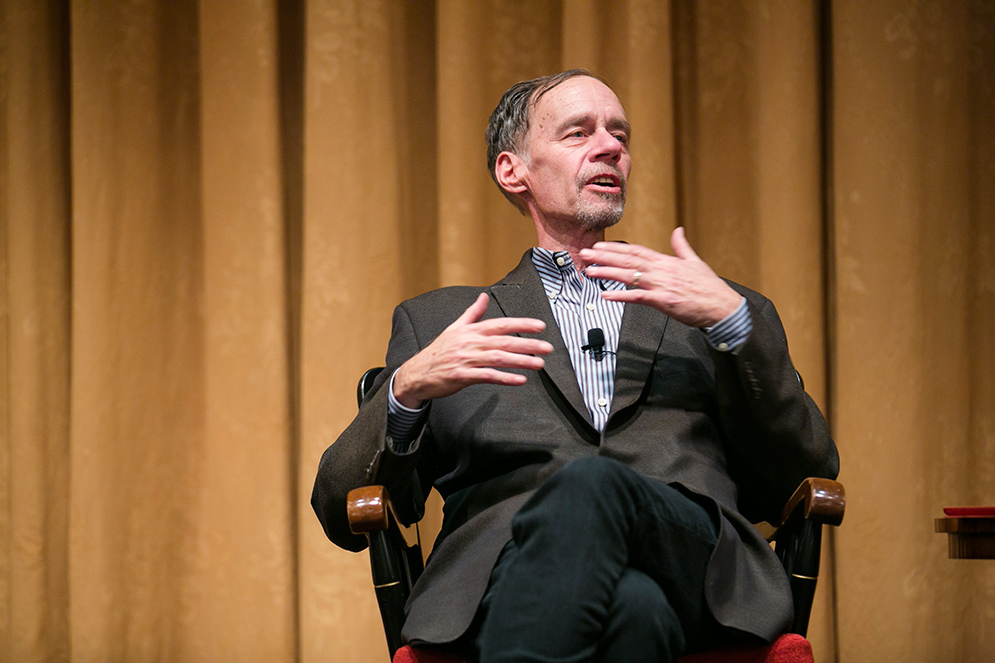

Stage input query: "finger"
[
  {"left": 588, "top": 240, "right": 633, "bottom": 254},
  {"left": 486, "top": 336, "right": 554, "bottom": 356},
  {"left": 578, "top": 248, "right": 638, "bottom": 271},
  {"left": 451, "top": 341, "right": 551, "bottom": 370},
  {"left": 452, "top": 292, "right": 491, "bottom": 327},
  {"left": 581, "top": 241, "right": 636, "bottom": 261},
  {"left": 581, "top": 242, "right": 661, "bottom": 269},
  {"left": 473, "top": 316, "right": 547, "bottom": 336},
  {"left": 671, "top": 227, "right": 700, "bottom": 261},
  {"left": 460, "top": 368, "right": 531, "bottom": 387},
  {"left": 472, "top": 350, "right": 547, "bottom": 371},
  {"left": 599, "top": 288, "right": 651, "bottom": 305},
  {"left": 583, "top": 265, "right": 644, "bottom": 285}
]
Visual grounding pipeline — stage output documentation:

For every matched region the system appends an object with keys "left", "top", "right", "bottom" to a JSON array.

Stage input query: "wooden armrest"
[
  {"left": 778, "top": 477, "right": 846, "bottom": 528},
  {"left": 347, "top": 485, "right": 422, "bottom": 549},
  {"left": 347, "top": 485, "right": 390, "bottom": 534}
]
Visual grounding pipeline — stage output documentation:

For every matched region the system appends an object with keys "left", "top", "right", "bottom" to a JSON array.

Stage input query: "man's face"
[{"left": 518, "top": 76, "right": 631, "bottom": 231}]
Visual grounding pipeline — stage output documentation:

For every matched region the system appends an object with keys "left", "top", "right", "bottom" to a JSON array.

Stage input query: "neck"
[{"left": 532, "top": 218, "right": 605, "bottom": 274}]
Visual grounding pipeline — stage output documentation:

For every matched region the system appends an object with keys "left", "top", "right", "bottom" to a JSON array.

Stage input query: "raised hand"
[
  {"left": 579, "top": 227, "right": 741, "bottom": 328},
  {"left": 392, "top": 292, "right": 554, "bottom": 408}
]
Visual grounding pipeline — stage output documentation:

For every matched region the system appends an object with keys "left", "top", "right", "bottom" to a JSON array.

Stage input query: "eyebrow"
[
  {"left": 556, "top": 113, "right": 631, "bottom": 138},
  {"left": 611, "top": 118, "right": 632, "bottom": 138}
]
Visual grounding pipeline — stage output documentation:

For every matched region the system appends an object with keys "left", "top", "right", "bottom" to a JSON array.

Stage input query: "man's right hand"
[{"left": 392, "top": 292, "right": 553, "bottom": 409}]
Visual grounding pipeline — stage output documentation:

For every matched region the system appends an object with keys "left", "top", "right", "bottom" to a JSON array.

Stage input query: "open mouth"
[{"left": 585, "top": 174, "right": 623, "bottom": 194}]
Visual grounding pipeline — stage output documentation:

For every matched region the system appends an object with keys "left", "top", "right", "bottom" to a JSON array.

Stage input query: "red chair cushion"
[
  {"left": 393, "top": 646, "right": 468, "bottom": 663},
  {"left": 393, "top": 634, "right": 813, "bottom": 663},
  {"left": 679, "top": 634, "right": 814, "bottom": 663}
]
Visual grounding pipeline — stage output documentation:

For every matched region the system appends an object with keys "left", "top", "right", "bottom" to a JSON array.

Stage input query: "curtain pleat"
[
  {"left": 1, "top": 2, "right": 72, "bottom": 662},
  {"left": 68, "top": 1, "right": 206, "bottom": 659},
  {"left": 1, "top": 1, "right": 992, "bottom": 661}
]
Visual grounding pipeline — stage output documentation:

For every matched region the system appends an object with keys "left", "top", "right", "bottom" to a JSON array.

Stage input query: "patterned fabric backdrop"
[{"left": 1, "top": 1, "right": 992, "bottom": 661}]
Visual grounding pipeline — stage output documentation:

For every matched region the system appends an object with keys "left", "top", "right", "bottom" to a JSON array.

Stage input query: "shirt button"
[
  {"left": 597, "top": 397, "right": 608, "bottom": 407},
  {"left": 556, "top": 256, "right": 566, "bottom": 266},
  {"left": 586, "top": 302, "right": 595, "bottom": 311},
  {"left": 718, "top": 342, "right": 729, "bottom": 351}
]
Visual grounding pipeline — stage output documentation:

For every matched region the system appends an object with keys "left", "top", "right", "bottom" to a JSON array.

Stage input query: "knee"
[
  {"left": 612, "top": 569, "right": 675, "bottom": 628},
  {"left": 601, "top": 569, "right": 684, "bottom": 659}
]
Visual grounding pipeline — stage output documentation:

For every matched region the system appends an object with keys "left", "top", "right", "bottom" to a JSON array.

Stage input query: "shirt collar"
[{"left": 531, "top": 247, "right": 624, "bottom": 300}]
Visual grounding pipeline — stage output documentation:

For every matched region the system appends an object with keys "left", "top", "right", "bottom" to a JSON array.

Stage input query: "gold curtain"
[
  {"left": 1, "top": 1, "right": 992, "bottom": 662},
  {"left": 832, "top": 1, "right": 995, "bottom": 661}
]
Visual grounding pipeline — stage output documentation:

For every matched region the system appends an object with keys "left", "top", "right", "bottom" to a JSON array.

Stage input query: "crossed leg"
[{"left": 477, "top": 456, "right": 720, "bottom": 663}]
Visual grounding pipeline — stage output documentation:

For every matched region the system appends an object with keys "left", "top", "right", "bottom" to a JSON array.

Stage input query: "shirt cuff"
[
  {"left": 386, "top": 369, "right": 429, "bottom": 452},
  {"left": 703, "top": 297, "right": 751, "bottom": 351}
]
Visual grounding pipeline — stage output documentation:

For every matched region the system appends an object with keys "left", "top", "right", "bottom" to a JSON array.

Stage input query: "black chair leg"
[
  {"left": 368, "top": 531, "right": 408, "bottom": 657},
  {"left": 777, "top": 519, "right": 823, "bottom": 637}
]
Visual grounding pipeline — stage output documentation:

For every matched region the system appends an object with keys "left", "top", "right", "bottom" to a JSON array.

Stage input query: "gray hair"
[{"left": 485, "top": 69, "right": 602, "bottom": 211}]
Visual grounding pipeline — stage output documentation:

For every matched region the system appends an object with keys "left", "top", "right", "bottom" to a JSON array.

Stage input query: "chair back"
[{"left": 358, "top": 367, "right": 386, "bottom": 406}]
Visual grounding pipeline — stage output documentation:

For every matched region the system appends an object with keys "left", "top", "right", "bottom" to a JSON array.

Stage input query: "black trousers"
[{"left": 473, "top": 456, "right": 723, "bottom": 663}]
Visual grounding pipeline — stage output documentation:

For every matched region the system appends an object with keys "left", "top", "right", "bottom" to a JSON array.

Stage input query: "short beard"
[{"left": 575, "top": 191, "right": 625, "bottom": 231}]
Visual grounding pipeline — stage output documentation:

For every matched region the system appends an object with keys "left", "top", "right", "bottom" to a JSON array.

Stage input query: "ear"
[{"left": 495, "top": 151, "right": 529, "bottom": 196}]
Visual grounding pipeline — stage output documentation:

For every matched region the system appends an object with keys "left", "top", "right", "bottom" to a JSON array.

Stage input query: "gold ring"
[{"left": 632, "top": 271, "right": 642, "bottom": 287}]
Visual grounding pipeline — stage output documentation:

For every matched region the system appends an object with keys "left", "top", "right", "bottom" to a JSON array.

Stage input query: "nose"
[{"left": 591, "top": 127, "right": 623, "bottom": 163}]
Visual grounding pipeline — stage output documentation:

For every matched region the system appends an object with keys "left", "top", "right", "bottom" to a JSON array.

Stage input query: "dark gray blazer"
[{"left": 312, "top": 250, "right": 838, "bottom": 646}]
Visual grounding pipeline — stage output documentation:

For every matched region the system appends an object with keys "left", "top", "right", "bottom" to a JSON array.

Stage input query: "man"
[{"left": 312, "top": 70, "right": 838, "bottom": 663}]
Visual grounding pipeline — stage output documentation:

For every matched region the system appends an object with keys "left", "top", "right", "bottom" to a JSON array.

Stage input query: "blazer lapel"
[
  {"left": 609, "top": 294, "right": 670, "bottom": 418},
  {"left": 489, "top": 251, "right": 594, "bottom": 429}
]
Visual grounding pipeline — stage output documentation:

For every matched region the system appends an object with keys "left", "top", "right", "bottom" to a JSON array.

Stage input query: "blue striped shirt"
[
  {"left": 385, "top": 249, "right": 752, "bottom": 448},
  {"left": 531, "top": 248, "right": 625, "bottom": 431}
]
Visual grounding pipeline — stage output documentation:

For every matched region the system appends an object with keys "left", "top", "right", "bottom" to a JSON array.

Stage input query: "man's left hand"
[{"left": 580, "top": 227, "right": 741, "bottom": 328}]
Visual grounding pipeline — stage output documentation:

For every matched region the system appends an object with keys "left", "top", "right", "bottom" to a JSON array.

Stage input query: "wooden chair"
[{"left": 347, "top": 367, "right": 845, "bottom": 663}]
